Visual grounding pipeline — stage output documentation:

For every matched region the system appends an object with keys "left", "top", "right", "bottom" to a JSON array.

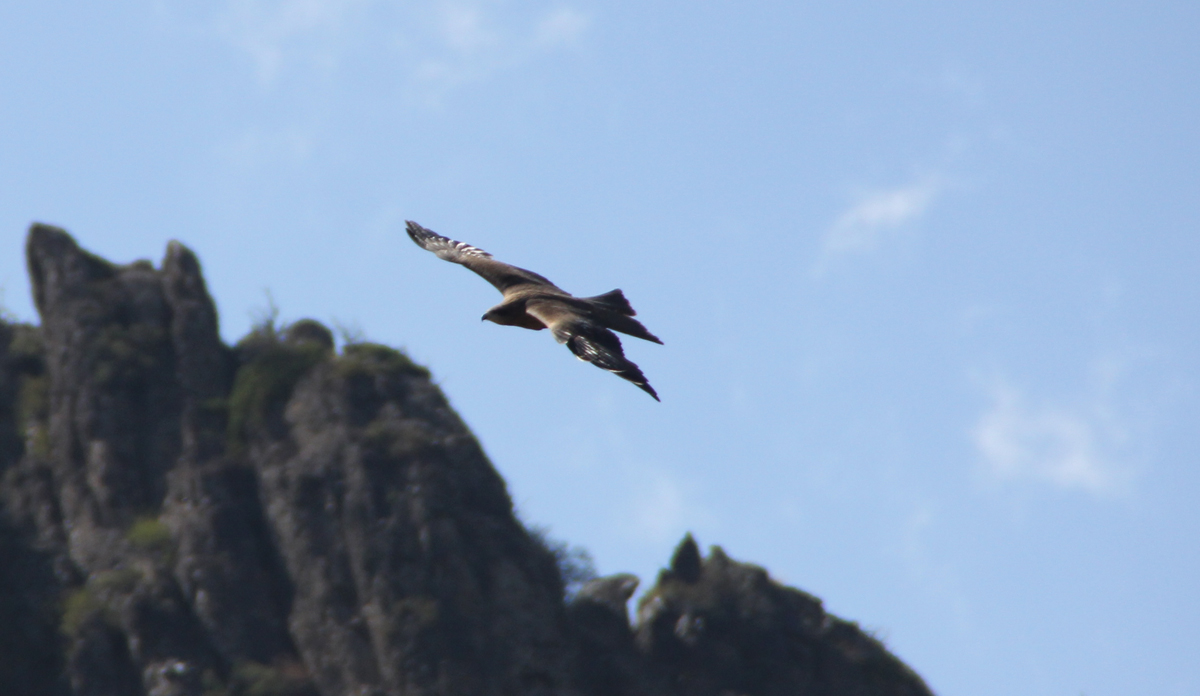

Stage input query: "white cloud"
[
  {"left": 210, "top": 0, "right": 589, "bottom": 94},
  {"left": 535, "top": 7, "right": 590, "bottom": 47},
  {"left": 409, "top": 3, "right": 590, "bottom": 101},
  {"left": 621, "top": 470, "right": 713, "bottom": 546},
  {"left": 218, "top": 0, "right": 360, "bottom": 83},
  {"left": 822, "top": 177, "right": 940, "bottom": 256},
  {"left": 971, "top": 376, "right": 1133, "bottom": 498},
  {"left": 438, "top": 3, "right": 496, "bottom": 53}
]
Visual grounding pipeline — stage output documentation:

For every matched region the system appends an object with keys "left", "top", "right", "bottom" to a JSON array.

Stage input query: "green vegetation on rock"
[
  {"left": 227, "top": 321, "right": 331, "bottom": 452},
  {"left": 6, "top": 324, "right": 44, "bottom": 367},
  {"left": 16, "top": 373, "right": 49, "bottom": 459},
  {"left": 16, "top": 375, "right": 47, "bottom": 428},
  {"left": 393, "top": 595, "right": 439, "bottom": 633},
  {"left": 3, "top": 324, "right": 47, "bottom": 462},
  {"left": 530, "top": 526, "right": 598, "bottom": 599},
  {"left": 126, "top": 516, "right": 173, "bottom": 558},
  {"left": 60, "top": 586, "right": 118, "bottom": 637},
  {"left": 336, "top": 342, "right": 429, "bottom": 381},
  {"left": 91, "top": 567, "right": 142, "bottom": 594},
  {"left": 90, "top": 323, "right": 166, "bottom": 388},
  {"left": 231, "top": 660, "right": 317, "bottom": 696}
]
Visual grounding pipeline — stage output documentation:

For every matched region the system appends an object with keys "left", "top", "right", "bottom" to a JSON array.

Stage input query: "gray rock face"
[
  {"left": 634, "top": 544, "right": 933, "bottom": 696},
  {"left": 0, "top": 224, "right": 934, "bottom": 696}
]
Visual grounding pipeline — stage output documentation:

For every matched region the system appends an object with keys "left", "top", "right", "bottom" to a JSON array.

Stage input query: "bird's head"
[{"left": 482, "top": 305, "right": 518, "bottom": 326}]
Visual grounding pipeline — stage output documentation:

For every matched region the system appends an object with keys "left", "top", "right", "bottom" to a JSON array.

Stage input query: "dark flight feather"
[{"left": 527, "top": 300, "right": 660, "bottom": 401}]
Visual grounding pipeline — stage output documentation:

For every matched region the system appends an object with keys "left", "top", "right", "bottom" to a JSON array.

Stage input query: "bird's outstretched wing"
[
  {"left": 526, "top": 299, "right": 659, "bottom": 401},
  {"left": 406, "top": 221, "right": 558, "bottom": 294}
]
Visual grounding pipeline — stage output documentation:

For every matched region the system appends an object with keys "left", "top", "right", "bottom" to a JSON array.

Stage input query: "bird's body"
[{"left": 405, "top": 221, "right": 662, "bottom": 400}]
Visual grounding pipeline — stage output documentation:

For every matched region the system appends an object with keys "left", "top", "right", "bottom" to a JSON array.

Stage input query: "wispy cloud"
[
  {"left": 822, "top": 176, "right": 940, "bottom": 257},
  {"left": 971, "top": 371, "right": 1134, "bottom": 498},
  {"left": 211, "top": 0, "right": 590, "bottom": 95},
  {"left": 409, "top": 3, "right": 591, "bottom": 102},
  {"left": 438, "top": 3, "right": 496, "bottom": 53},
  {"left": 218, "top": 0, "right": 360, "bottom": 83},
  {"left": 535, "top": 7, "right": 590, "bottom": 47},
  {"left": 620, "top": 469, "right": 713, "bottom": 546}
]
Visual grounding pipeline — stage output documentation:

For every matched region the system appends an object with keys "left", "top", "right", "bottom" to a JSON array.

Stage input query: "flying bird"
[{"left": 405, "top": 220, "right": 662, "bottom": 400}]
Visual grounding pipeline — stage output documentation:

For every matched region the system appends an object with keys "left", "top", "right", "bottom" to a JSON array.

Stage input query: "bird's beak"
[{"left": 480, "top": 314, "right": 488, "bottom": 322}]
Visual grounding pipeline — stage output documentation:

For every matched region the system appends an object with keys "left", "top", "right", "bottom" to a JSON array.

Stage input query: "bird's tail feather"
[
  {"left": 583, "top": 289, "right": 636, "bottom": 315},
  {"left": 596, "top": 309, "right": 663, "bottom": 345}
]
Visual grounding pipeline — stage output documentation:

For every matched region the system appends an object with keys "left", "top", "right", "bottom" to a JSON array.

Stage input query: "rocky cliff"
[{"left": 0, "top": 225, "right": 934, "bottom": 696}]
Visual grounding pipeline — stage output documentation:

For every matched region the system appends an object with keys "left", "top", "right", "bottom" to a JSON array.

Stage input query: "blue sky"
[{"left": 2, "top": 2, "right": 1198, "bottom": 694}]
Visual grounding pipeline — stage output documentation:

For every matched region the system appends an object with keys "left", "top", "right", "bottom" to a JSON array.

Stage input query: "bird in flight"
[{"left": 406, "top": 220, "right": 662, "bottom": 400}]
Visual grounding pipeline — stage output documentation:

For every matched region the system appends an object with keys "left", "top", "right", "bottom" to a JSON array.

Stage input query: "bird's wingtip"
[{"left": 405, "top": 220, "right": 432, "bottom": 246}]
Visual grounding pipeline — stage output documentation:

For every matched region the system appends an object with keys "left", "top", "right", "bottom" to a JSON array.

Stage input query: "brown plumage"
[{"left": 405, "top": 220, "right": 662, "bottom": 400}]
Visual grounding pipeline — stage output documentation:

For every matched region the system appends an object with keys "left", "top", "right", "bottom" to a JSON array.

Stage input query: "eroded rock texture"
[
  {"left": 630, "top": 536, "right": 932, "bottom": 696},
  {"left": 0, "top": 225, "right": 934, "bottom": 696}
]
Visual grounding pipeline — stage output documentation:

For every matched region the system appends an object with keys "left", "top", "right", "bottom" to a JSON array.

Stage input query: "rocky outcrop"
[
  {"left": 630, "top": 536, "right": 932, "bottom": 696},
  {"left": 0, "top": 224, "right": 934, "bottom": 696}
]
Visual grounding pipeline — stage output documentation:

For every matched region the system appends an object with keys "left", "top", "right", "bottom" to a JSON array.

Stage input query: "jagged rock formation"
[{"left": 0, "top": 225, "right": 934, "bottom": 696}]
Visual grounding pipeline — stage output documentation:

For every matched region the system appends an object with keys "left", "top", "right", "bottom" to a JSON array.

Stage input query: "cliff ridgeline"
[{"left": 0, "top": 225, "right": 934, "bottom": 696}]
